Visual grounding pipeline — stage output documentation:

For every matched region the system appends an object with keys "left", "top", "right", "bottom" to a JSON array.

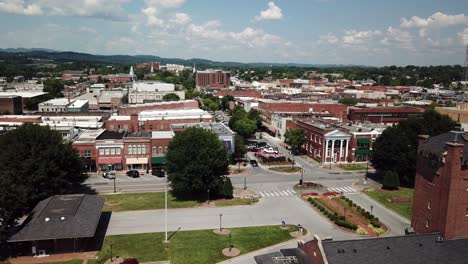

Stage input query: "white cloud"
[
  {"left": 459, "top": 28, "right": 468, "bottom": 45},
  {"left": 170, "top": 13, "right": 191, "bottom": 25},
  {"left": 254, "top": 1, "right": 283, "bottom": 21},
  {"left": 144, "top": 0, "right": 186, "bottom": 9},
  {"left": 381, "top": 27, "right": 413, "bottom": 49},
  {"left": 401, "top": 12, "right": 468, "bottom": 28},
  {"left": 342, "top": 30, "right": 382, "bottom": 46},
  {"left": 0, "top": 0, "right": 128, "bottom": 20},
  {"left": 318, "top": 33, "right": 338, "bottom": 44},
  {"left": 142, "top": 6, "right": 164, "bottom": 26}
]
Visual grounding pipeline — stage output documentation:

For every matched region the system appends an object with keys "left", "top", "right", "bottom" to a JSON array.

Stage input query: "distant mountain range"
[{"left": 0, "top": 48, "right": 368, "bottom": 68}]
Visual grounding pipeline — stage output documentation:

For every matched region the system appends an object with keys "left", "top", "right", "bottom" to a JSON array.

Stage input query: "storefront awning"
[
  {"left": 152, "top": 157, "right": 168, "bottom": 164},
  {"left": 355, "top": 149, "right": 370, "bottom": 155},
  {"left": 126, "top": 157, "right": 149, "bottom": 165},
  {"left": 98, "top": 157, "right": 122, "bottom": 164},
  {"left": 357, "top": 138, "right": 370, "bottom": 144},
  {"left": 262, "top": 121, "right": 277, "bottom": 133}
]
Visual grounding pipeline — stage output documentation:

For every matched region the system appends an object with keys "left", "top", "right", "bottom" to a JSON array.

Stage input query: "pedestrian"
[{"left": 281, "top": 220, "right": 286, "bottom": 228}]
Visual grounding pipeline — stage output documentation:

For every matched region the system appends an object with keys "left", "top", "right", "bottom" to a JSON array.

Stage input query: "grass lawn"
[
  {"left": 102, "top": 192, "right": 255, "bottom": 212},
  {"left": 91, "top": 225, "right": 298, "bottom": 264},
  {"left": 364, "top": 188, "right": 414, "bottom": 220},
  {"left": 269, "top": 166, "right": 302, "bottom": 173},
  {"left": 3, "top": 260, "right": 83, "bottom": 264}
]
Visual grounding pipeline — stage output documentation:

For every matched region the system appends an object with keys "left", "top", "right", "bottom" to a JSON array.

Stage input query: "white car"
[{"left": 263, "top": 147, "right": 279, "bottom": 154}]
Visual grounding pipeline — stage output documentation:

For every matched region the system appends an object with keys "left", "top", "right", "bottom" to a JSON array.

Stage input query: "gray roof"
[
  {"left": 418, "top": 130, "right": 468, "bottom": 163},
  {"left": 322, "top": 233, "right": 468, "bottom": 264},
  {"left": 9, "top": 194, "right": 104, "bottom": 242},
  {"left": 254, "top": 248, "right": 313, "bottom": 264}
]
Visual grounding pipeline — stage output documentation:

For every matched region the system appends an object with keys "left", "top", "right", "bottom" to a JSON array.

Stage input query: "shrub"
[
  {"left": 368, "top": 224, "right": 386, "bottom": 236},
  {"left": 307, "top": 197, "right": 313, "bottom": 202},
  {"left": 357, "top": 205, "right": 362, "bottom": 211},
  {"left": 356, "top": 227, "right": 368, "bottom": 235},
  {"left": 374, "top": 217, "right": 379, "bottom": 222},
  {"left": 335, "top": 219, "right": 358, "bottom": 230},
  {"left": 371, "top": 220, "right": 381, "bottom": 228},
  {"left": 323, "top": 211, "right": 329, "bottom": 216},
  {"left": 383, "top": 170, "right": 400, "bottom": 190}
]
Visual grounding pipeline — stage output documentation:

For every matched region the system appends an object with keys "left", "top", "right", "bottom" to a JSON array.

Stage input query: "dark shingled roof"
[
  {"left": 322, "top": 233, "right": 468, "bottom": 264},
  {"left": 96, "top": 130, "right": 126, "bottom": 140},
  {"left": 9, "top": 194, "right": 104, "bottom": 242},
  {"left": 254, "top": 248, "right": 313, "bottom": 264},
  {"left": 418, "top": 130, "right": 468, "bottom": 163}
]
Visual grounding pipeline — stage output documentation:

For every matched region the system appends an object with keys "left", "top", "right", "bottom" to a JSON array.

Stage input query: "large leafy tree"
[
  {"left": 221, "top": 95, "right": 234, "bottom": 111},
  {"left": 0, "top": 124, "right": 85, "bottom": 242},
  {"left": 43, "top": 78, "right": 65, "bottom": 98},
  {"left": 162, "top": 93, "right": 180, "bottom": 101},
  {"left": 166, "top": 127, "right": 229, "bottom": 199},
  {"left": 284, "top": 128, "right": 306, "bottom": 153},
  {"left": 371, "top": 109, "right": 456, "bottom": 187},
  {"left": 234, "top": 118, "right": 257, "bottom": 139},
  {"left": 247, "top": 108, "right": 262, "bottom": 128}
]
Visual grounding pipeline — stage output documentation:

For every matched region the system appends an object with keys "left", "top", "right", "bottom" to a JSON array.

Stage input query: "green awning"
[
  {"left": 357, "top": 138, "right": 370, "bottom": 144},
  {"left": 355, "top": 149, "right": 370, "bottom": 155},
  {"left": 151, "top": 157, "right": 168, "bottom": 164}
]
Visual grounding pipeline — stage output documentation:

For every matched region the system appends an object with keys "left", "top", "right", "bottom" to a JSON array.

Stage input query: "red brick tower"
[{"left": 412, "top": 132, "right": 468, "bottom": 239}]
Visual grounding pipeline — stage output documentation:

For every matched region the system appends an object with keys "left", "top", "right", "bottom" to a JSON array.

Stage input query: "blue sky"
[{"left": 0, "top": 0, "right": 467, "bottom": 66}]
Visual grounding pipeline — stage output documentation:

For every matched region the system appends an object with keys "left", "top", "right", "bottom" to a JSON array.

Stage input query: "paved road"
[
  {"left": 84, "top": 173, "right": 166, "bottom": 193},
  {"left": 107, "top": 195, "right": 354, "bottom": 241}
]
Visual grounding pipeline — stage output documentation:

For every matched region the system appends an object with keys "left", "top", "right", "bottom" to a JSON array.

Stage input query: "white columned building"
[{"left": 323, "top": 130, "right": 352, "bottom": 164}]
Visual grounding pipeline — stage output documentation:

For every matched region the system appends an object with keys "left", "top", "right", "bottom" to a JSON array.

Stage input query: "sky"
[{"left": 0, "top": 0, "right": 467, "bottom": 66}]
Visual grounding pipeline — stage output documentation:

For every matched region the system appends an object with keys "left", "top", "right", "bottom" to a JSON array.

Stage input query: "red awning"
[
  {"left": 98, "top": 157, "right": 122, "bottom": 164},
  {"left": 262, "top": 121, "right": 278, "bottom": 133}
]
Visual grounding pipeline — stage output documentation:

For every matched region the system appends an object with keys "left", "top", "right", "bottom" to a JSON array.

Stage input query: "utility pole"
[
  {"left": 300, "top": 166, "right": 304, "bottom": 186},
  {"left": 113, "top": 177, "right": 116, "bottom": 193},
  {"left": 164, "top": 174, "right": 168, "bottom": 243}
]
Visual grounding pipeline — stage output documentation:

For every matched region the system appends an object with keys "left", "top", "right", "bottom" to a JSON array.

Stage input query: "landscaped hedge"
[
  {"left": 308, "top": 197, "right": 358, "bottom": 231},
  {"left": 342, "top": 196, "right": 381, "bottom": 228},
  {"left": 260, "top": 156, "right": 286, "bottom": 163}
]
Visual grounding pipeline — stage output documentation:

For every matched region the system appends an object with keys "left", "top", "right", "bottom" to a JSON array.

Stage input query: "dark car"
[
  {"left": 152, "top": 169, "right": 165, "bottom": 177},
  {"left": 126, "top": 170, "right": 140, "bottom": 178},
  {"left": 250, "top": 160, "right": 259, "bottom": 167}
]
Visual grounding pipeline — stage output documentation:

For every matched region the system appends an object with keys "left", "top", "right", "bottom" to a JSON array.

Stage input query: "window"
[
  {"left": 142, "top": 146, "right": 146, "bottom": 154},
  {"left": 152, "top": 146, "right": 156, "bottom": 155},
  {"left": 83, "top": 150, "right": 92, "bottom": 158},
  {"left": 426, "top": 219, "right": 429, "bottom": 228},
  {"left": 116, "top": 148, "right": 121, "bottom": 155},
  {"left": 165, "top": 146, "right": 168, "bottom": 153},
  {"left": 110, "top": 148, "right": 115, "bottom": 155},
  {"left": 137, "top": 145, "right": 142, "bottom": 155},
  {"left": 428, "top": 201, "right": 431, "bottom": 210},
  {"left": 99, "top": 148, "right": 104, "bottom": 155},
  {"left": 128, "top": 146, "right": 132, "bottom": 155},
  {"left": 104, "top": 148, "right": 110, "bottom": 155},
  {"left": 158, "top": 146, "right": 163, "bottom": 155}
]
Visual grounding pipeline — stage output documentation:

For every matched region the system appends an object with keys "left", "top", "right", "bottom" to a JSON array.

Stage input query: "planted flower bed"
[
  {"left": 332, "top": 196, "right": 387, "bottom": 235},
  {"left": 307, "top": 197, "right": 358, "bottom": 231}
]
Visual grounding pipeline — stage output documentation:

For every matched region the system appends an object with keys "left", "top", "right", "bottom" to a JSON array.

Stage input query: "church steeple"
[{"left": 129, "top": 66, "right": 136, "bottom": 82}]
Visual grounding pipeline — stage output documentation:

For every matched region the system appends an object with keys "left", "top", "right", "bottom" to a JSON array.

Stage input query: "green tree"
[
  {"left": 338, "top": 97, "right": 358, "bottom": 106},
  {"left": 223, "top": 177, "right": 234, "bottom": 199},
  {"left": 233, "top": 135, "right": 247, "bottom": 162},
  {"left": 166, "top": 127, "right": 229, "bottom": 199},
  {"left": 371, "top": 109, "right": 456, "bottom": 187},
  {"left": 43, "top": 78, "right": 65, "bottom": 98},
  {"left": 248, "top": 108, "right": 262, "bottom": 128},
  {"left": 0, "top": 124, "right": 85, "bottom": 242},
  {"left": 203, "top": 98, "right": 220, "bottom": 111},
  {"left": 162, "top": 93, "right": 180, "bottom": 101},
  {"left": 284, "top": 128, "right": 306, "bottom": 153},
  {"left": 221, "top": 95, "right": 234, "bottom": 111},
  {"left": 228, "top": 106, "right": 248, "bottom": 129},
  {"left": 382, "top": 171, "right": 400, "bottom": 190},
  {"left": 234, "top": 118, "right": 257, "bottom": 139},
  {"left": 444, "top": 100, "right": 455, "bottom": 107}
]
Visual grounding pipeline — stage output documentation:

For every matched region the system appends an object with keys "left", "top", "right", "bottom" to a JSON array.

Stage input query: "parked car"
[
  {"left": 263, "top": 147, "right": 279, "bottom": 154},
  {"left": 102, "top": 171, "right": 116, "bottom": 179},
  {"left": 126, "top": 170, "right": 140, "bottom": 178},
  {"left": 152, "top": 169, "right": 165, "bottom": 177},
  {"left": 247, "top": 145, "right": 259, "bottom": 152},
  {"left": 250, "top": 160, "right": 259, "bottom": 167}
]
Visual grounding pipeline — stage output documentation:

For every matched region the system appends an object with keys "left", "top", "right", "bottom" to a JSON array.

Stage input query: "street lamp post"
[
  {"left": 300, "top": 166, "right": 304, "bottom": 186},
  {"left": 110, "top": 242, "right": 113, "bottom": 262},
  {"left": 243, "top": 177, "right": 247, "bottom": 190},
  {"left": 164, "top": 174, "right": 168, "bottom": 243},
  {"left": 113, "top": 177, "right": 116, "bottom": 193},
  {"left": 207, "top": 189, "right": 210, "bottom": 203},
  {"left": 229, "top": 233, "right": 232, "bottom": 252},
  {"left": 370, "top": 205, "right": 374, "bottom": 216},
  {"left": 219, "top": 213, "right": 223, "bottom": 231}
]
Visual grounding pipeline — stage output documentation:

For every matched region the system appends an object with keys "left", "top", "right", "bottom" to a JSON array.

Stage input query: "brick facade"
[
  {"left": 348, "top": 107, "right": 424, "bottom": 124},
  {"left": 195, "top": 71, "right": 230, "bottom": 88},
  {"left": 0, "top": 96, "right": 23, "bottom": 114},
  {"left": 412, "top": 133, "right": 468, "bottom": 239},
  {"left": 118, "top": 100, "right": 199, "bottom": 115}
]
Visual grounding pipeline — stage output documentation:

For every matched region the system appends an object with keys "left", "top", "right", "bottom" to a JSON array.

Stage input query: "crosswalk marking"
[
  {"left": 290, "top": 189, "right": 296, "bottom": 194},
  {"left": 258, "top": 189, "right": 297, "bottom": 198},
  {"left": 327, "top": 186, "right": 357, "bottom": 194}
]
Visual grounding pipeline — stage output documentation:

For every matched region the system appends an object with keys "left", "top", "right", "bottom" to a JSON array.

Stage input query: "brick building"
[
  {"left": 123, "top": 132, "right": 151, "bottom": 171},
  {"left": 195, "top": 70, "right": 230, "bottom": 89},
  {"left": 216, "top": 90, "right": 262, "bottom": 99},
  {"left": 258, "top": 99, "right": 348, "bottom": 124},
  {"left": 0, "top": 95, "right": 22, "bottom": 114},
  {"left": 73, "top": 129, "right": 105, "bottom": 172},
  {"left": 412, "top": 131, "right": 468, "bottom": 239},
  {"left": 348, "top": 107, "right": 424, "bottom": 124},
  {"left": 118, "top": 100, "right": 199, "bottom": 115}
]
